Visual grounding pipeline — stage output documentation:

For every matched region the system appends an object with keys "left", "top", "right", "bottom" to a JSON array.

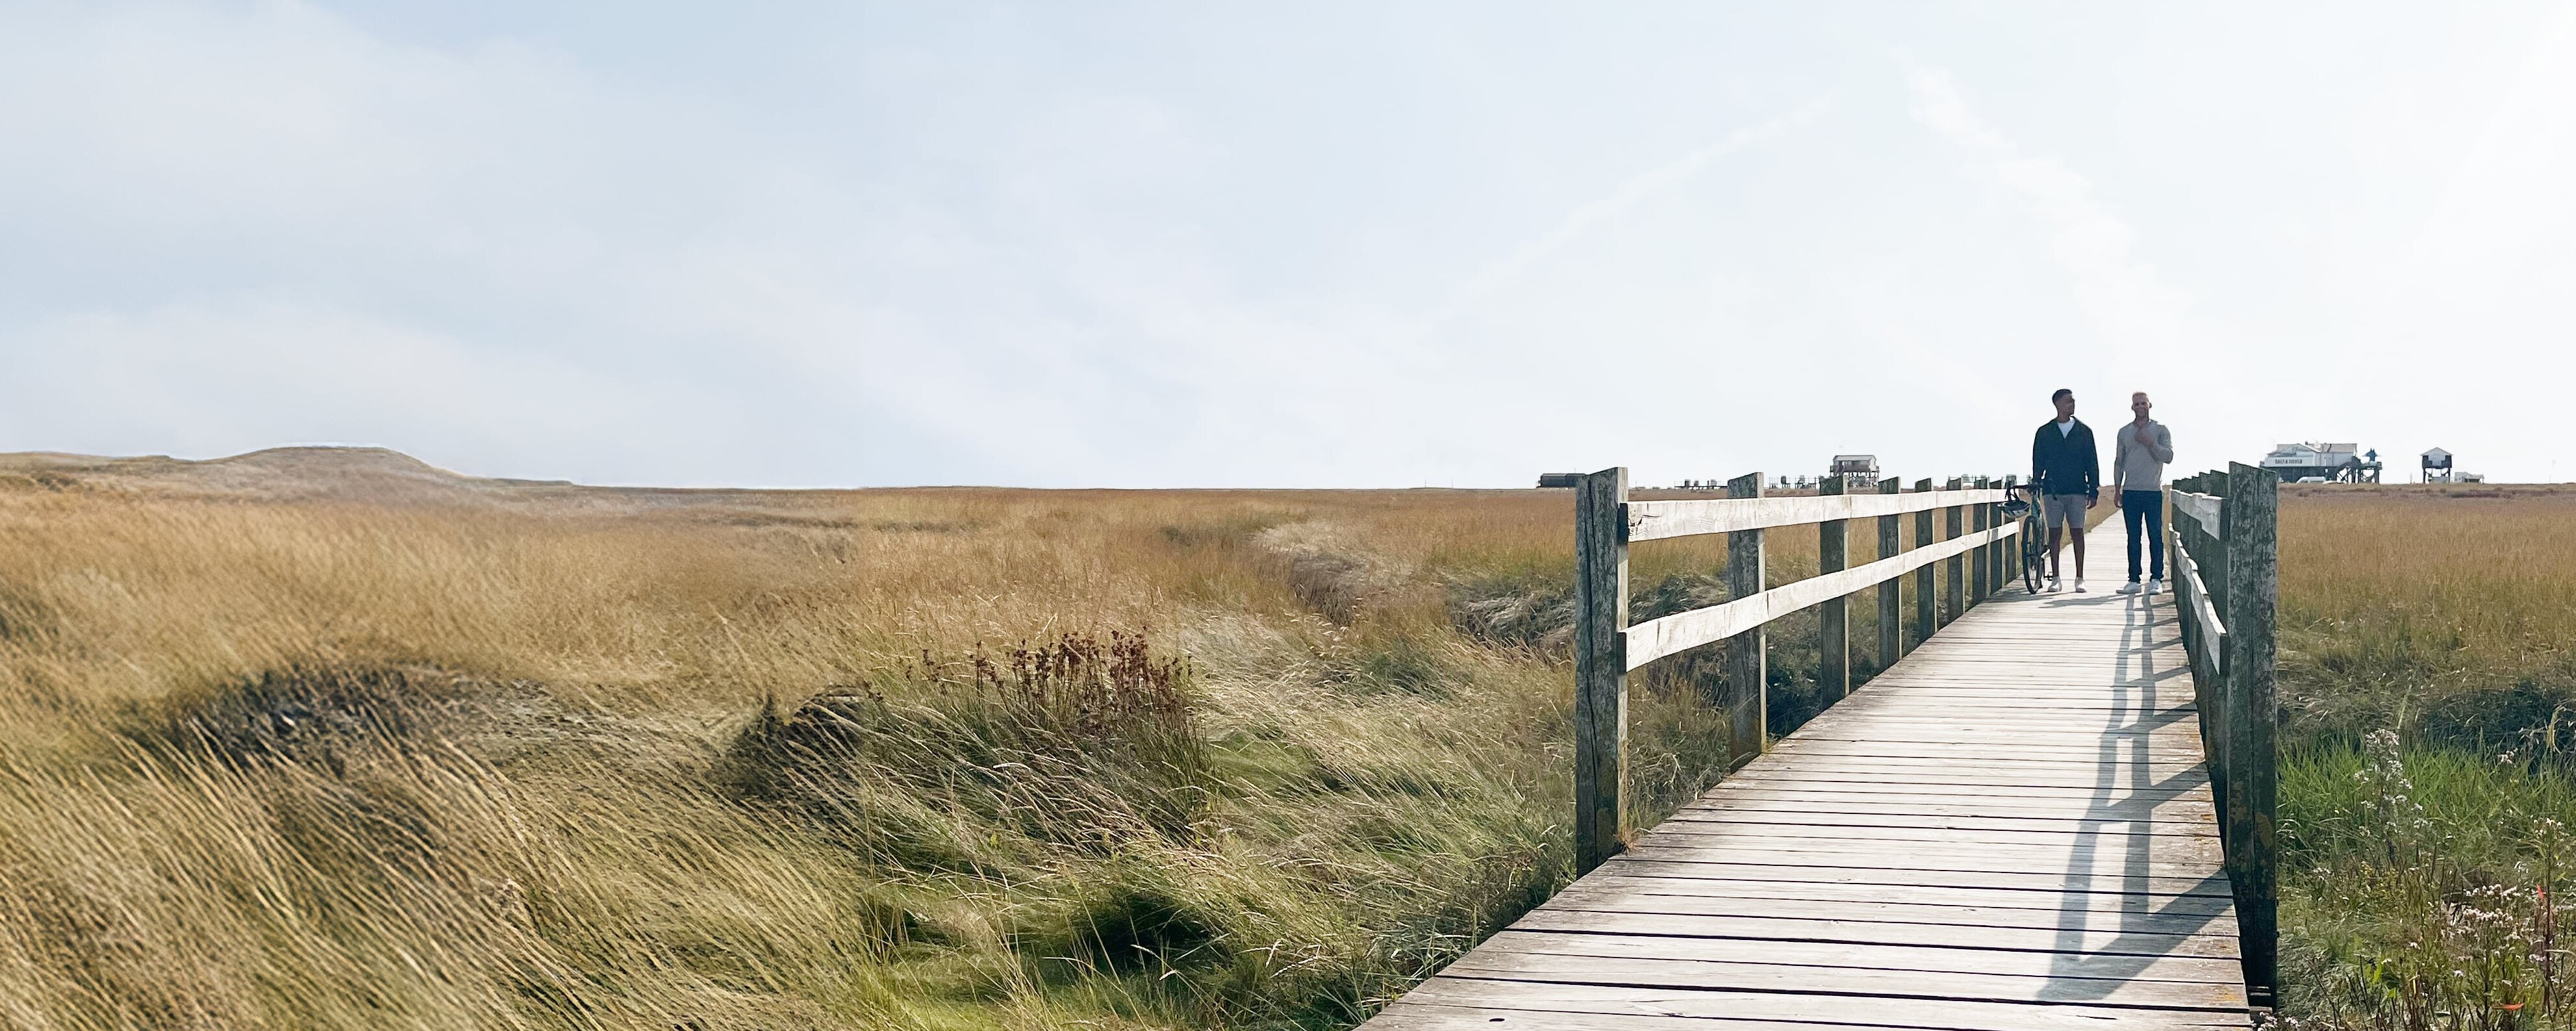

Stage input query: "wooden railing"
[
  {"left": 1569, "top": 468, "right": 2022, "bottom": 873},
  {"left": 2167, "top": 463, "right": 2280, "bottom": 1005}
]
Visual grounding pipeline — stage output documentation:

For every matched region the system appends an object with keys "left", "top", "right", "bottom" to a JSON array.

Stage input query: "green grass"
[{"left": 2273, "top": 485, "right": 2576, "bottom": 1028}]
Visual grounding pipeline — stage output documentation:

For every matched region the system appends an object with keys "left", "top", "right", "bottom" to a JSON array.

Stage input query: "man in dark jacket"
[{"left": 2030, "top": 388, "right": 2100, "bottom": 592}]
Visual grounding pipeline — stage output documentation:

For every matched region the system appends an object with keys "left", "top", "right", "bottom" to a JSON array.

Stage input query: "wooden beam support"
[
  {"left": 2223, "top": 462, "right": 2279, "bottom": 1002},
  {"left": 1876, "top": 477, "right": 1901, "bottom": 670},
  {"left": 1969, "top": 477, "right": 1990, "bottom": 604},
  {"left": 1942, "top": 477, "right": 1965, "bottom": 628},
  {"left": 1913, "top": 479, "right": 1935, "bottom": 650},
  {"left": 1818, "top": 474, "right": 1850, "bottom": 704},
  {"left": 1572, "top": 466, "right": 1629, "bottom": 874},
  {"left": 1724, "top": 472, "right": 1767, "bottom": 769}
]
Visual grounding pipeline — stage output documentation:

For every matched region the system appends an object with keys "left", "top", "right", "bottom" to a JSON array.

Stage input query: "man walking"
[
  {"left": 2113, "top": 392, "right": 2175, "bottom": 594},
  {"left": 2030, "top": 388, "right": 2099, "bottom": 592}
]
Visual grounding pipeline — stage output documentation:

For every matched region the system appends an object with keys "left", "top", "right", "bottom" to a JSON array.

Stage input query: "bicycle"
[{"left": 1999, "top": 483, "right": 2048, "bottom": 594}]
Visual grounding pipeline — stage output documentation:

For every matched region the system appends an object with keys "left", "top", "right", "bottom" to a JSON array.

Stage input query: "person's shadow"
[{"left": 2030, "top": 590, "right": 2236, "bottom": 1000}]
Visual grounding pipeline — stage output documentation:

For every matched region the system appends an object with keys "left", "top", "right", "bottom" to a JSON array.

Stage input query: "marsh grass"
[
  {"left": 2, "top": 468, "right": 1925, "bottom": 1030},
  {"left": 2273, "top": 485, "right": 2576, "bottom": 1028}
]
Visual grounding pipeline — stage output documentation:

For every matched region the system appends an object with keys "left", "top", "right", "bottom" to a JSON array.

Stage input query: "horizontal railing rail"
[
  {"left": 1569, "top": 468, "right": 2021, "bottom": 875},
  {"left": 1626, "top": 487, "right": 2013, "bottom": 541},
  {"left": 2167, "top": 466, "right": 2279, "bottom": 1007}
]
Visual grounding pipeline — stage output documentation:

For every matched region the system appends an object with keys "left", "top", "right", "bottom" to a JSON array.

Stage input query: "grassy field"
[
  {"left": 0, "top": 450, "right": 1906, "bottom": 1031},
  {"left": 5, "top": 452, "right": 2569, "bottom": 1029},
  {"left": 2273, "top": 483, "right": 2576, "bottom": 1028}
]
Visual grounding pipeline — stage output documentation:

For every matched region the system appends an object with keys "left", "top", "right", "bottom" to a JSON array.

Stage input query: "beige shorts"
[{"left": 2043, "top": 493, "right": 2090, "bottom": 529}]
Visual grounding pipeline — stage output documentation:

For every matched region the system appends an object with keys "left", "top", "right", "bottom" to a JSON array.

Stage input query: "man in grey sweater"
[{"left": 2112, "top": 392, "right": 2175, "bottom": 594}]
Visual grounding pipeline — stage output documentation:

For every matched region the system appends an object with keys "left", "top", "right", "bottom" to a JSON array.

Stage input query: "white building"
[
  {"left": 2260, "top": 442, "right": 2362, "bottom": 476},
  {"left": 1829, "top": 454, "right": 1879, "bottom": 477},
  {"left": 2421, "top": 448, "right": 2455, "bottom": 483}
]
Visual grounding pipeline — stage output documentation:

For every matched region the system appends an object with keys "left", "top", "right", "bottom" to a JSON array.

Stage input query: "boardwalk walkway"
[{"left": 1365, "top": 586, "right": 2251, "bottom": 1029}]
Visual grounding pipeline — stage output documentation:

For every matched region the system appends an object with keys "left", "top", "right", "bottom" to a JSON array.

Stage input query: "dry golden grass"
[
  {"left": 0, "top": 456, "right": 1837, "bottom": 1031},
  {"left": 1, "top": 449, "right": 2114, "bottom": 1030},
  {"left": 2275, "top": 483, "right": 2576, "bottom": 741}
]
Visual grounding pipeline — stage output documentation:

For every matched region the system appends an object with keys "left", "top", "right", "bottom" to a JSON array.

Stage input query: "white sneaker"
[
  {"left": 2073, "top": 578, "right": 2088, "bottom": 593},
  {"left": 2146, "top": 579, "right": 2164, "bottom": 596},
  {"left": 2116, "top": 581, "right": 2143, "bottom": 595},
  {"left": 2047, "top": 576, "right": 2064, "bottom": 593}
]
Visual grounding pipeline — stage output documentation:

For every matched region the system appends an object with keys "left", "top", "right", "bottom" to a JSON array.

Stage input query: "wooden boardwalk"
[{"left": 1365, "top": 585, "right": 2251, "bottom": 1030}]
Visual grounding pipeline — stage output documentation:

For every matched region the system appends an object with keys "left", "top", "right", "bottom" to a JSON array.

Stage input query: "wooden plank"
[
  {"left": 1367, "top": 1002, "right": 1998, "bottom": 1031},
  {"left": 1440, "top": 952, "right": 2245, "bottom": 1010},
  {"left": 1723, "top": 472, "right": 1766, "bottom": 767},
  {"left": 1772, "top": 730, "right": 2210, "bottom": 751},
  {"left": 1680, "top": 795, "right": 2218, "bottom": 822},
  {"left": 1364, "top": 1003, "right": 1860, "bottom": 1031},
  {"left": 1566, "top": 873, "right": 2238, "bottom": 911},
  {"left": 1524, "top": 886, "right": 2236, "bottom": 943},
  {"left": 1624, "top": 521, "right": 2021, "bottom": 670},
  {"left": 1747, "top": 744, "right": 2210, "bottom": 764},
  {"left": 1619, "top": 841, "right": 2224, "bottom": 877},
  {"left": 1818, "top": 474, "right": 1850, "bottom": 704},
  {"left": 1573, "top": 466, "right": 1628, "bottom": 874},
  {"left": 1472, "top": 932, "right": 2245, "bottom": 986},
  {"left": 2173, "top": 544, "right": 2227, "bottom": 669},
  {"left": 1529, "top": 901, "right": 2240, "bottom": 947},
  {"left": 1777, "top": 730, "right": 2210, "bottom": 751},
  {"left": 1813, "top": 694, "right": 2196, "bottom": 713},
  {"left": 1626, "top": 488, "right": 2014, "bottom": 542},
  {"left": 1747, "top": 756, "right": 2206, "bottom": 778},
  {"left": 1689, "top": 780, "right": 2214, "bottom": 808},
  {"left": 1707, "top": 786, "right": 2214, "bottom": 808},
  {"left": 1605, "top": 858, "right": 2230, "bottom": 898},
  {"left": 2171, "top": 490, "right": 2221, "bottom": 535},
  {"left": 1639, "top": 820, "right": 2223, "bottom": 850},
  {"left": 1381, "top": 980, "right": 2250, "bottom": 1030}
]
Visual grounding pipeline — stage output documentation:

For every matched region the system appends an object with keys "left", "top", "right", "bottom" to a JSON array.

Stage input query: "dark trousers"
[{"left": 2122, "top": 489, "right": 2165, "bottom": 581}]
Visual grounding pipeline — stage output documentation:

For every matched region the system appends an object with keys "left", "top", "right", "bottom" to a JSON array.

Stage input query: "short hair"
[{"left": 2051, "top": 388, "right": 2073, "bottom": 403}]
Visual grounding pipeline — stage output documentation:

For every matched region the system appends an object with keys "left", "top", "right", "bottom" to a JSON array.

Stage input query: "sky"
[{"left": 4, "top": 2, "right": 2571, "bottom": 488}]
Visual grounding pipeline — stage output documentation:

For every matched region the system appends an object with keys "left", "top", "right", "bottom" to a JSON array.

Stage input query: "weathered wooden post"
[
  {"left": 2223, "top": 462, "right": 2279, "bottom": 1002},
  {"left": 1724, "top": 472, "right": 1767, "bottom": 767},
  {"left": 1572, "top": 466, "right": 1629, "bottom": 874},
  {"left": 1876, "top": 477, "right": 1902, "bottom": 667},
  {"left": 1817, "top": 474, "right": 1849, "bottom": 702},
  {"left": 1970, "top": 477, "right": 1991, "bottom": 603},
  {"left": 2001, "top": 474, "right": 2019, "bottom": 591},
  {"left": 1913, "top": 479, "right": 1935, "bottom": 648},
  {"left": 1943, "top": 477, "right": 1965, "bottom": 626}
]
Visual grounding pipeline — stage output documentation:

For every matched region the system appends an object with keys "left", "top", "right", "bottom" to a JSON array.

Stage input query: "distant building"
[
  {"left": 1829, "top": 454, "right": 1879, "bottom": 478},
  {"left": 2422, "top": 448, "right": 2455, "bottom": 483},
  {"left": 2261, "top": 442, "right": 2380, "bottom": 483}
]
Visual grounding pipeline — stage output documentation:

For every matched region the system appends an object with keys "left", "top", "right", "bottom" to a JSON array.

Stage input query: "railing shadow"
[{"left": 2036, "top": 589, "right": 2232, "bottom": 999}]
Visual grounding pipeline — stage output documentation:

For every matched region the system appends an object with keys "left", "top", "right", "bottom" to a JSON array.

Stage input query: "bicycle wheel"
[{"left": 2021, "top": 516, "right": 2045, "bottom": 594}]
